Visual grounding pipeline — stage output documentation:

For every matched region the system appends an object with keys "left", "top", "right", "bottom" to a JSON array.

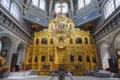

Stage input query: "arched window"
[
  {"left": 55, "top": 2, "right": 68, "bottom": 13},
  {"left": 55, "top": 3, "right": 61, "bottom": 13},
  {"left": 104, "top": 0, "right": 115, "bottom": 19},
  {"left": 0, "top": 0, "right": 10, "bottom": 10},
  {"left": 62, "top": 2, "right": 68, "bottom": 13},
  {"left": 10, "top": 2, "right": 20, "bottom": 20},
  {"left": 85, "top": 37, "right": 88, "bottom": 44},
  {"left": 78, "top": 0, "right": 91, "bottom": 9},
  {"left": 76, "top": 37, "right": 82, "bottom": 44},
  {"left": 32, "top": 0, "right": 46, "bottom": 10},
  {"left": 0, "top": 40, "right": 2, "bottom": 53}
]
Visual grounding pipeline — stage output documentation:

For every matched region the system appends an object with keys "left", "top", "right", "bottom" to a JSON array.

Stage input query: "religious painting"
[
  {"left": 70, "top": 54, "right": 74, "bottom": 62},
  {"left": 36, "top": 38, "right": 39, "bottom": 45},
  {"left": 41, "top": 56, "right": 46, "bottom": 62},
  {"left": 58, "top": 23, "right": 65, "bottom": 29},
  {"left": 49, "top": 53, "right": 54, "bottom": 62},
  {"left": 50, "top": 25, "right": 54, "bottom": 31},
  {"left": 76, "top": 37, "right": 82, "bottom": 44},
  {"left": 86, "top": 55, "right": 90, "bottom": 62},
  {"left": 50, "top": 39, "right": 53, "bottom": 44},
  {"left": 58, "top": 36, "right": 64, "bottom": 43},
  {"left": 41, "top": 38, "right": 48, "bottom": 44},
  {"left": 85, "top": 37, "right": 88, "bottom": 44},
  {"left": 34, "top": 56, "right": 38, "bottom": 62},
  {"left": 68, "top": 24, "right": 72, "bottom": 30},
  {"left": 78, "top": 55, "right": 82, "bottom": 62},
  {"left": 70, "top": 38, "right": 73, "bottom": 44}
]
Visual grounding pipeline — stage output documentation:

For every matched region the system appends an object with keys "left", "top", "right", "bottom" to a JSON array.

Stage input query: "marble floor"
[{"left": 1, "top": 76, "right": 120, "bottom": 80}]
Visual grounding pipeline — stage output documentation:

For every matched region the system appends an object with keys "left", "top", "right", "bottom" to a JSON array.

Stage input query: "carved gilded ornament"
[{"left": 25, "top": 14, "right": 98, "bottom": 75}]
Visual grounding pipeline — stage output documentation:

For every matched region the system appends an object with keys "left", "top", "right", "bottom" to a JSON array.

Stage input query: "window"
[
  {"left": 78, "top": 0, "right": 91, "bottom": 9},
  {"left": 62, "top": 2, "right": 68, "bottom": 13},
  {"left": 39, "top": 0, "right": 45, "bottom": 10},
  {"left": 0, "top": 0, "right": 10, "bottom": 10},
  {"left": 115, "top": 0, "right": 120, "bottom": 8},
  {"left": 85, "top": 0, "right": 91, "bottom": 5},
  {"left": 78, "top": 0, "right": 84, "bottom": 9},
  {"left": 32, "top": 0, "right": 39, "bottom": 6},
  {"left": 10, "top": 2, "right": 20, "bottom": 20},
  {"left": 55, "top": 3, "right": 61, "bottom": 13},
  {"left": 32, "top": 0, "right": 46, "bottom": 10},
  {"left": 0, "top": 41, "right": 2, "bottom": 53},
  {"left": 55, "top": 2, "right": 68, "bottom": 13},
  {"left": 104, "top": 0, "right": 115, "bottom": 18}
]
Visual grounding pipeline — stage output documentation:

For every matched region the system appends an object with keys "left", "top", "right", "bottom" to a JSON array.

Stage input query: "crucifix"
[{"left": 58, "top": 0, "right": 65, "bottom": 14}]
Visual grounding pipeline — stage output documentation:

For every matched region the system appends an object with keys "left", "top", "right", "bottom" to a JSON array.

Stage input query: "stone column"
[
  {"left": 49, "top": 0, "right": 53, "bottom": 20},
  {"left": 70, "top": 0, "right": 74, "bottom": 18}
]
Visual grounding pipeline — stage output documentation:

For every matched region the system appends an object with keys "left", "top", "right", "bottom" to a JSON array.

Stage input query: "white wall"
[{"left": 0, "top": 25, "right": 28, "bottom": 70}]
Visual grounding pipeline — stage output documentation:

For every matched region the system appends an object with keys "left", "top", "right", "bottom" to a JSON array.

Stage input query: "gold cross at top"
[{"left": 58, "top": 0, "right": 65, "bottom": 14}]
